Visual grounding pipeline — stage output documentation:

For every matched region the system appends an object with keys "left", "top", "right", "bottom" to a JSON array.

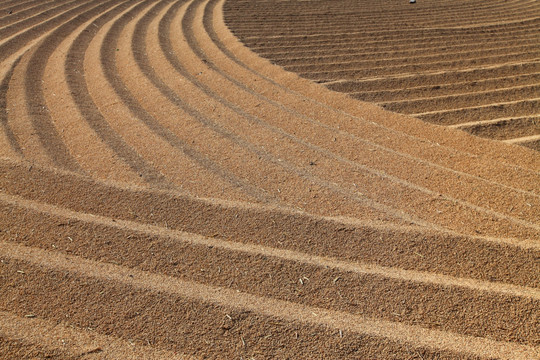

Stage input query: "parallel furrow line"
[
  {"left": 1, "top": 157, "right": 538, "bottom": 286},
  {"left": 0, "top": 312, "right": 190, "bottom": 360},
  {"left": 0, "top": 55, "right": 22, "bottom": 158},
  {"left": 66, "top": 0, "right": 171, "bottom": 187},
  {"left": 0, "top": 0, "right": 77, "bottom": 40},
  {"left": 207, "top": 0, "right": 540, "bottom": 187},
  {"left": 174, "top": 0, "right": 540, "bottom": 236},
  {"left": 0, "top": 194, "right": 538, "bottom": 345},
  {"left": 1, "top": 241, "right": 538, "bottom": 360},
  {"left": 131, "top": 0, "right": 409, "bottom": 222},
  {"left": 96, "top": 0, "right": 270, "bottom": 200}
]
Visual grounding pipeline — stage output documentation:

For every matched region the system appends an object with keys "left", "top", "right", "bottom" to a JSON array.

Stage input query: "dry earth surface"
[
  {"left": 0, "top": 0, "right": 539, "bottom": 359},
  {"left": 225, "top": 0, "right": 540, "bottom": 150}
]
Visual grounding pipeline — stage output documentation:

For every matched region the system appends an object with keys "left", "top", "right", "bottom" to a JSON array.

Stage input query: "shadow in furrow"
[
  {"left": 0, "top": 56, "right": 23, "bottom": 155},
  {"left": 23, "top": 0, "right": 118, "bottom": 172},
  {"left": 64, "top": 0, "right": 169, "bottom": 187},
  {"left": 0, "top": 0, "right": 104, "bottom": 63},
  {"left": 97, "top": 0, "right": 270, "bottom": 201},
  {"left": 0, "top": 0, "right": 78, "bottom": 39}
]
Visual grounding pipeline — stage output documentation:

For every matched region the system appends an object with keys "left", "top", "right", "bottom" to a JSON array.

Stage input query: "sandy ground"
[
  {"left": 224, "top": 0, "right": 540, "bottom": 150},
  {"left": 0, "top": 0, "right": 538, "bottom": 358}
]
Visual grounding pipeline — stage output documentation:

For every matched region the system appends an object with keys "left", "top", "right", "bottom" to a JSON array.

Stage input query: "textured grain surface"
[
  {"left": 0, "top": 0, "right": 538, "bottom": 358},
  {"left": 224, "top": 0, "right": 540, "bottom": 148}
]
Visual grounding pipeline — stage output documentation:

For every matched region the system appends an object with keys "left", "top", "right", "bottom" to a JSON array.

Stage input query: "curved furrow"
[
  {"left": 1, "top": 158, "right": 538, "bottom": 287},
  {"left": 0, "top": 3, "right": 119, "bottom": 164},
  {"left": 0, "top": 0, "right": 78, "bottom": 40},
  {"left": 40, "top": 0, "right": 147, "bottom": 185},
  {"left": 125, "top": 0, "right": 411, "bottom": 223},
  {"left": 204, "top": 0, "right": 540, "bottom": 204},
  {"left": 190, "top": 0, "right": 540, "bottom": 205},
  {"left": 209, "top": 0, "right": 540, "bottom": 181},
  {"left": 0, "top": 0, "right": 57, "bottom": 28},
  {"left": 168, "top": 0, "right": 540, "bottom": 239},
  {"left": 0, "top": 194, "right": 538, "bottom": 347},
  {"left": 224, "top": 0, "right": 540, "bottom": 150},
  {"left": 0, "top": 0, "right": 40, "bottom": 14},
  {"left": 93, "top": 0, "right": 270, "bottom": 201},
  {"left": 1, "top": 242, "right": 538, "bottom": 359},
  {"left": 0, "top": 0, "right": 539, "bottom": 358},
  {"left": 4, "top": 53, "right": 55, "bottom": 166},
  {"left": 22, "top": 0, "right": 135, "bottom": 173},
  {"left": 0, "top": 0, "right": 106, "bottom": 63},
  {"left": 0, "top": 56, "right": 22, "bottom": 159},
  {"left": 7, "top": 0, "right": 116, "bottom": 172},
  {"left": 65, "top": 0, "right": 176, "bottom": 188},
  {"left": 155, "top": 0, "right": 473, "bottom": 228}
]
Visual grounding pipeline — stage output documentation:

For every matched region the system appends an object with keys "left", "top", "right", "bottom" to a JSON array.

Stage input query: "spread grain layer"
[
  {"left": 0, "top": 0, "right": 538, "bottom": 359},
  {"left": 224, "top": 0, "right": 540, "bottom": 150}
]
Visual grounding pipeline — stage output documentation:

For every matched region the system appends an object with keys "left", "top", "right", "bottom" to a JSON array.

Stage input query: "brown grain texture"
[{"left": 0, "top": 0, "right": 538, "bottom": 358}]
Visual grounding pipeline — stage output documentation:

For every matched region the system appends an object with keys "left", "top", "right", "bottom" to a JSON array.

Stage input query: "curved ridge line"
[
  {"left": 1, "top": 240, "right": 538, "bottom": 360},
  {"left": 201, "top": 4, "right": 540, "bottom": 201},
  {"left": 65, "top": 0, "right": 171, "bottom": 187},
  {"left": 99, "top": 0, "right": 271, "bottom": 201},
  {"left": 209, "top": 0, "right": 540, "bottom": 176},
  {"left": 0, "top": 0, "right": 107, "bottom": 63},
  {"left": 1, "top": 155, "right": 537, "bottom": 249},
  {"left": 191, "top": 0, "right": 540, "bottom": 221},
  {"left": 166, "top": 0, "right": 540, "bottom": 234},
  {"left": 40, "top": 0, "right": 145, "bottom": 184},
  {"left": 136, "top": 0, "right": 412, "bottom": 224},
  {"left": 160, "top": 0, "right": 437, "bottom": 225},
  {"left": 22, "top": 0, "right": 116, "bottom": 172},
  {"left": 0, "top": 55, "right": 23, "bottom": 156},
  {"left": 185, "top": 0, "right": 540, "bottom": 230},
  {"left": 1, "top": 190, "right": 539, "bottom": 300},
  {"left": 0, "top": 0, "right": 80, "bottom": 41}
]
